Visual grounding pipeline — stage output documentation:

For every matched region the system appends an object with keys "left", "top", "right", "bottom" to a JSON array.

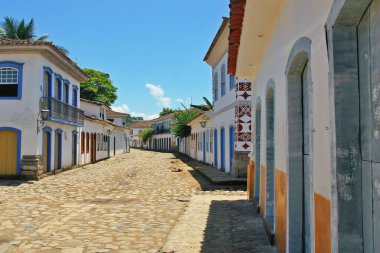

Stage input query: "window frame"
[
  {"left": 54, "top": 73, "right": 63, "bottom": 100},
  {"left": 72, "top": 85, "right": 78, "bottom": 107},
  {"left": 230, "top": 75, "right": 236, "bottom": 91},
  {"left": 221, "top": 64, "right": 226, "bottom": 97},
  {"left": 63, "top": 79, "right": 70, "bottom": 104},
  {"left": 213, "top": 72, "right": 218, "bottom": 101},
  {"left": 0, "top": 61, "right": 24, "bottom": 100}
]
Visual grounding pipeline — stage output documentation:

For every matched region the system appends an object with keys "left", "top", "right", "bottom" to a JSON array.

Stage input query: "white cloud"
[
  {"left": 176, "top": 98, "right": 183, "bottom": 103},
  {"left": 111, "top": 104, "right": 130, "bottom": 113},
  {"left": 145, "top": 83, "right": 171, "bottom": 107},
  {"left": 111, "top": 103, "right": 159, "bottom": 120}
]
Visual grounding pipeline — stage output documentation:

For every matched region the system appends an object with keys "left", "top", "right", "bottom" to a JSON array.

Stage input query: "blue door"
[
  {"left": 214, "top": 129, "right": 218, "bottom": 167},
  {"left": 203, "top": 132, "right": 206, "bottom": 162},
  {"left": 220, "top": 127, "right": 225, "bottom": 171},
  {"left": 229, "top": 126, "right": 234, "bottom": 172}
]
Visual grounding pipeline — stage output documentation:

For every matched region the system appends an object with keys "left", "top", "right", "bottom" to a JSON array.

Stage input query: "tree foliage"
[
  {"left": 190, "top": 97, "right": 213, "bottom": 111},
  {"left": 0, "top": 17, "right": 48, "bottom": 40},
  {"left": 80, "top": 68, "right": 118, "bottom": 106},
  {"left": 140, "top": 128, "right": 154, "bottom": 143},
  {"left": 0, "top": 16, "right": 69, "bottom": 55},
  {"left": 171, "top": 109, "right": 199, "bottom": 138},
  {"left": 159, "top": 108, "right": 178, "bottom": 116}
]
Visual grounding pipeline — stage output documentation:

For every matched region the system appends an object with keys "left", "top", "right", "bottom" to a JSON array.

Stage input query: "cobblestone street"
[{"left": 0, "top": 149, "right": 274, "bottom": 253}]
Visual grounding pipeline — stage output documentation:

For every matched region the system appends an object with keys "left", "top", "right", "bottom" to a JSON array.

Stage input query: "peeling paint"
[
  {"left": 374, "top": 177, "right": 380, "bottom": 196},
  {"left": 337, "top": 173, "right": 354, "bottom": 201}
]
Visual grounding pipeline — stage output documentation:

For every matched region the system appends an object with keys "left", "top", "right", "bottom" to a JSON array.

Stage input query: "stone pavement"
[
  {"left": 177, "top": 155, "right": 247, "bottom": 185},
  {"left": 0, "top": 149, "right": 275, "bottom": 253}
]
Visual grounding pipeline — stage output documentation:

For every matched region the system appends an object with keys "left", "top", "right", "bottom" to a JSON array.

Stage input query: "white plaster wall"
[
  {"left": 0, "top": 54, "right": 82, "bottom": 167},
  {"left": 213, "top": 53, "right": 236, "bottom": 112},
  {"left": 210, "top": 108, "right": 235, "bottom": 173},
  {"left": 81, "top": 101, "right": 101, "bottom": 118},
  {"left": 252, "top": 0, "right": 334, "bottom": 199}
]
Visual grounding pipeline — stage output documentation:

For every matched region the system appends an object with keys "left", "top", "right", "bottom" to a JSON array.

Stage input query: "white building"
[
  {"left": 179, "top": 18, "right": 253, "bottom": 177},
  {"left": 150, "top": 113, "right": 179, "bottom": 152},
  {"left": 79, "top": 99, "right": 129, "bottom": 166},
  {"left": 0, "top": 39, "right": 129, "bottom": 179},
  {"left": 0, "top": 39, "right": 87, "bottom": 179},
  {"left": 128, "top": 120, "right": 151, "bottom": 148}
]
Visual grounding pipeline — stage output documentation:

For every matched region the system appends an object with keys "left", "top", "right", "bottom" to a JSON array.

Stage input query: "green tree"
[
  {"left": 190, "top": 97, "right": 213, "bottom": 111},
  {"left": 140, "top": 128, "right": 154, "bottom": 144},
  {"left": 80, "top": 68, "right": 118, "bottom": 106},
  {"left": 159, "top": 108, "right": 178, "bottom": 116},
  {"left": 171, "top": 109, "right": 199, "bottom": 138}
]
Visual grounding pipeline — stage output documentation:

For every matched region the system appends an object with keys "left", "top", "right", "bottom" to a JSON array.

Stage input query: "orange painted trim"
[
  {"left": 314, "top": 193, "right": 331, "bottom": 253},
  {"left": 247, "top": 159, "right": 255, "bottom": 200},
  {"left": 275, "top": 169, "right": 287, "bottom": 253},
  {"left": 260, "top": 165, "right": 266, "bottom": 216}
]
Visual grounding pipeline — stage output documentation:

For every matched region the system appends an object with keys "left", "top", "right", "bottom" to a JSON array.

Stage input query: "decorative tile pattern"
[{"left": 235, "top": 81, "right": 253, "bottom": 151}]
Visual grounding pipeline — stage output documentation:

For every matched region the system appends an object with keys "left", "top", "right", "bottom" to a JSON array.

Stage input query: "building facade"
[
  {"left": 150, "top": 113, "right": 179, "bottom": 152},
  {"left": 0, "top": 39, "right": 86, "bottom": 179},
  {"left": 0, "top": 39, "right": 129, "bottom": 180},
  {"left": 179, "top": 18, "right": 253, "bottom": 178},
  {"left": 231, "top": 0, "right": 380, "bottom": 252},
  {"left": 128, "top": 120, "right": 151, "bottom": 148}
]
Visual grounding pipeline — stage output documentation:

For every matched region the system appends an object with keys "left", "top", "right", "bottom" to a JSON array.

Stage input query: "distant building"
[
  {"left": 0, "top": 39, "right": 129, "bottom": 179},
  {"left": 128, "top": 120, "right": 151, "bottom": 148},
  {"left": 149, "top": 113, "right": 179, "bottom": 152}
]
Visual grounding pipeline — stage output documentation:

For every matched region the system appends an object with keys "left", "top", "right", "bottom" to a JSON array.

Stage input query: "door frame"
[
  {"left": 0, "top": 127, "right": 21, "bottom": 176},
  {"left": 220, "top": 127, "right": 225, "bottom": 171},
  {"left": 72, "top": 131, "right": 78, "bottom": 166},
  {"left": 229, "top": 125, "right": 235, "bottom": 172},
  {"left": 54, "top": 129, "right": 63, "bottom": 171},
  {"left": 42, "top": 126, "right": 52, "bottom": 173}
]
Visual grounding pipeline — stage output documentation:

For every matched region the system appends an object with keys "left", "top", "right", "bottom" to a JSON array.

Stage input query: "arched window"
[
  {"left": 0, "top": 61, "right": 23, "bottom": 99},
  {"left": 54, "top": 74, "right": 62, "bottom": 100},
  {"left": 72, "top": 86, "right": 78, "bottom": 107},
  {"left": 221, "top": 64, "right": 226, "bottom": 97},
  {"left": 213, "top": 72, "right": 218, "bottom": 101},
  {"left": 63, "top": 80, "right": 70, "bottom": 104}
]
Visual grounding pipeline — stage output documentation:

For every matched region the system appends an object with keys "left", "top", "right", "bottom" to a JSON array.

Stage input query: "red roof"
[{"left": 228, "top": 0, "right": 246, "bottom": 75}]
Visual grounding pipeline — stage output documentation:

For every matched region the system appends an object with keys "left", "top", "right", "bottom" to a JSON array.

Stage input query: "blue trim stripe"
[{"left": 43, "top": 126, "right": 52, "bottom": 172}]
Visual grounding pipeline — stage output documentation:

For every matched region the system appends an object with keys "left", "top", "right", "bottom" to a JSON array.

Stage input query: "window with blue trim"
[
  {"left": 230, "top": 75, "right": 236, "bottom": 91},
  {"left": 0, "top": 61, "right": 23, "bottom": 99},
  {"left": 221, "top": 64, "right": 226, "bottom": 97},
  {"left": 72, "top": 86, "right": 78, "bottom": 107},
  {"left": 213, "top": 72, "right": 218, "bottom": 101},
  {"left": 54, "top": 74, "right": 62, "bottom": 100},
  {"left": 63, "top": 81, "right": 69, "bottom": 104}
]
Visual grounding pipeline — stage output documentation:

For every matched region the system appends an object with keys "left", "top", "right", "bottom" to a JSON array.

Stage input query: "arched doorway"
[
  {"left": 54, "top": 129, "right": 62, "bottom": 171},
  {"left": 327, "top": 0, "right": 380, "bottom": 252},
  {"left": 43, "top": 127, "right": 52, "bottom": 173},
  {"left": 254, "top": 99, "right": 262, "bottom": 204},
  {"left": 220, "top": 127, "right": 225, "bottom": 171},
  {"left": 266, "top": 83, "right": 275, "bottom": 232},
  {"left": 285, "top": 37, "right": 313, "bottom": 253},
  {"left": 214, "top": 129, "right": 218, "bottom": 167},
  {"left": 229, "top": 126, "right": 235, "bottom": 172}
]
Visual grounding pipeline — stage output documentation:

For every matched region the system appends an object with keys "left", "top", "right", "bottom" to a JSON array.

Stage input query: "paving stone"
[{"left": 0, "top": 149, "right": 272, "bottom": 253}]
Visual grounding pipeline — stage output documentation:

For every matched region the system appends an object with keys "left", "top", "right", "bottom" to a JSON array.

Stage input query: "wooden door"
[{"left": 0, "top": 130, "right": 18, "bottom": 176}]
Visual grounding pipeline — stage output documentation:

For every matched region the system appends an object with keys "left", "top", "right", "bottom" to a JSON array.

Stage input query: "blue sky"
[{"left": 3, "top": 0, "right": 229, "bottom": 119}]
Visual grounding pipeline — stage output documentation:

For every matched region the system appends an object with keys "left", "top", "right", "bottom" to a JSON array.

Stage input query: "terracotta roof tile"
[
  {"left": 107, "top": 110, "right": 130, "bottom": 117},
  {"left": 228, "top": 0, "right": 246, "bottom": 75},
  {"left": 0, "top": 38, "right": 87, "bottom": 80}
]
